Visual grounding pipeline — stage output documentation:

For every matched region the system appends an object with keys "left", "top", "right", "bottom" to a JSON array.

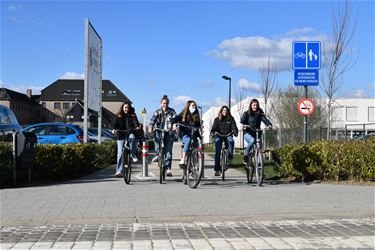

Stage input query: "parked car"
[
  {"left": 0, "top": 104, "right": 22, "bottom": 141},
  {"left": 88, "top": 127, "right": 116, "bottom": 142},
  {"left": 22, "top": 122, "right": 85, "bottom": 144}
]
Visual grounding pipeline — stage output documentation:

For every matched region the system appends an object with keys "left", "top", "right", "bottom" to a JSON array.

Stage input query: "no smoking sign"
[{"left": 298, "top": 98, "right": 315, "bottom": 116}]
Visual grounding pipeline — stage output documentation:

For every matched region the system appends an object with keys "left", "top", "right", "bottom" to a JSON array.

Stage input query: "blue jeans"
[
  {"left": 181, "top": 134, "right": 198, "bottom": 153},
  {"left": 154, "top": 132, "right": 174, "bottom": 169},
  {"left": 244, "top": 133, "right": 255, "bottom": 157},
  {"left": 116, "top": 134, "right": 137, "bottom": 173},
  {"left": 214, "top": 136, "right": 234, "bottom": 171}
]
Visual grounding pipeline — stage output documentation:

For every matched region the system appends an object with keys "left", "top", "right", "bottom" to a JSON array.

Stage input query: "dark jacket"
[
  {"left": 112, "top": 115, "right": 140, "bottom": 140},
  {"left": 211, "top": 116, "right": 238, "bottom": 136},
  {"left": 174, "top": 112, "right": 201, "bottom": 137},
  {"left": 240, "top": 109, "right": 272, "bottom": 137}
]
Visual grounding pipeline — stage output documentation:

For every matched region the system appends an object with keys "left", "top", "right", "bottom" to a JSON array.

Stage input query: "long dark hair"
[
  {"left": 247, "top": 99, "right": 263, "bottom": 115},
  {"left": 218, "top": 105, "right": 233, "bottom": 121},
  {"left": 116, "top": 101, "right": 134, "bottom": 118},
  {"left": 181, "top": 100, "right": 200, "bottom": 122}
]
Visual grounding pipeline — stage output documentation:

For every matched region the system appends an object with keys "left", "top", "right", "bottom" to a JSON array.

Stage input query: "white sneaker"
[
  {"left": 151, "top": 155, "right": 159, "bottom": 162},
  {"left": 115, "top": 171, "right": 122, "bottom": 177},
  {"left": 131, "top": 155, "right": 138, "bottom": 163},
  {"left": 166, "top": 169, "right": 172, "bottom": 177},
  {"left": 179, "top": 158, "right": 185, "bottom": 166}
]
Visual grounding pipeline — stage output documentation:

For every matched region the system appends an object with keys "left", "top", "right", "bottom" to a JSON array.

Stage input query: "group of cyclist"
[{"left": 112, "top": 95, "right": 272, "bottom": 178}]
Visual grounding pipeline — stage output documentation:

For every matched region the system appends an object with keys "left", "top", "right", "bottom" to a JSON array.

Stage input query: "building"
[
  {"left": 0, "top": 79, "right": 131, "bottom": 128},
  {"left": 0, "top": 88, "right": 41, "bottom": 125},
  {"left": 39, "top": 79, "right": 130, "bottom": 127}
]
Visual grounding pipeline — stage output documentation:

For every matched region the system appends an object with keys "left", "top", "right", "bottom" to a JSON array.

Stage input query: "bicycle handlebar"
[{"left": 214, "top": 131, "right": 234, "bottom": 138}]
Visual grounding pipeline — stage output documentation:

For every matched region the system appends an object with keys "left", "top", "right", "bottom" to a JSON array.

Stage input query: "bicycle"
[
  {"left": 178, "top": 124, "right": 204, "bottom": 189},
  {"left": 243, "top": 125, "right": 264, "bottom": 186},
  {"left": 153, "top": 127, "right": 174, "bottom": 184},
  {"left": 115, "top": 129, "right": 134, "bottom": 184},
  {"left": 214, "top": 132, "right": 233, "bottom": 181}
]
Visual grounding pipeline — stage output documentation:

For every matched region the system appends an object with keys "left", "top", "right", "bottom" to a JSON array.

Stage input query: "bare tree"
[
  {"left": 321, "top": 0, "right": 357, "bottom": 139},
  {"left": 259, "top": 56, "right": 277, "bottom": 149},
  {"left": 273, "top": 85, "right": 327, "bottom": 145},
  {"left": 259, "top": 56, "right": 277, "bottom": 116}
]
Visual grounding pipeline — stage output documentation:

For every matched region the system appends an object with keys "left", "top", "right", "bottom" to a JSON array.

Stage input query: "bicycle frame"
[
  {"left": 115, "top": 129, "right": 132, "bottom": 184},
  {"left": 153, "top": 127, "right": 172, "bottom": 183},
  {"left": 214, "top": 132, "right": 233, "bottom": 181},
  {"left": 178, "top": 123, "right": 204, "bottom": 189},
  {"left": 243, "top": 125, "right": 264, "bottom": 186}
]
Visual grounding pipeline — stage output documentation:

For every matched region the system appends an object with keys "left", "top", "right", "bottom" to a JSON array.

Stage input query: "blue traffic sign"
[
  {"left": 294, "top": 69, "right": 319, "bottom": 86},
  {"left": 293, "top": 41, "right": 320, "bottom": 69}
]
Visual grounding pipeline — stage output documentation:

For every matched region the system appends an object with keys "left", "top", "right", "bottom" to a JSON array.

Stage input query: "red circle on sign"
[{"left": 298, "top": 98, "right": 315, "bottom": 116}]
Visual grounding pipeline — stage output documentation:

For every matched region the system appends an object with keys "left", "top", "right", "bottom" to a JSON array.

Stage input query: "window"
[
  {"left": 369, "top": 107, "right": 375, "bottom": 122},
  {"left": 62, "top": 90, "right": 71, "bottom": 95},
  {"left": 48, "top": 125, "right": 75, "bottom": 135},
  {"left": 63, "top": 102, "right": 70, "bottom": 109},
  {"left": 108, "top": 90, "right": 117, "bottom": 96},
  {"left": 54, "top": 102, "right": 61, "bottom": 109},
  {"left": 346, "top": 107, "right": 358, "bottom": 121},
  {"left": 25, "top": 125, "right": 48, "bottom": 135}
]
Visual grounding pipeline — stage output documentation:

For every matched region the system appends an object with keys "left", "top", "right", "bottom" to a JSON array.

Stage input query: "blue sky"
[{"left": 1, "top": 0, "right": 374, "bottom": 117}]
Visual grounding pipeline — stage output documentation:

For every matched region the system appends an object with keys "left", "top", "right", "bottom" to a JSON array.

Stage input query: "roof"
[
  {"left": 40, "top": 79, "right": 131, "bottom": 103},
  {"left": 0, "top": 88, "right": 35, "bottom": 103}
]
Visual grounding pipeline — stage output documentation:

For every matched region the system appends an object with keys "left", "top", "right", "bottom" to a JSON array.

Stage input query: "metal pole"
[
  {"left": 142, "top": 111, "right": 148, "bottom": 177},
  {"left": 13, "top": 132, "right": 17, "bottom": 186},
  {"left": 228, "top": 78, "right": 231, "bottom": 111},
  {"left": 303, "top": 86, "right": 308, "bottom": 144}
]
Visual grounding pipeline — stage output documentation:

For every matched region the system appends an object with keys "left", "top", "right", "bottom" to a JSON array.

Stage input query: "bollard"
[{"left": 142, "top": 141, "right": 149, "bottom": 177}]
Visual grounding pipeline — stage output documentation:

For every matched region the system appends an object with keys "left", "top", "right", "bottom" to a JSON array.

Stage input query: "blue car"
[{"left": 22, "top": 122, "right": 84, "bottom": 144}]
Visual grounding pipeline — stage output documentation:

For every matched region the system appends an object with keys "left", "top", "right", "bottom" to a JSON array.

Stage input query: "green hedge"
[
  {"left": 0, "top": 141, "right": 117, "bottom": 187},
  {"left": 272, "top": 139, "right": 375, "bottom": 182}
]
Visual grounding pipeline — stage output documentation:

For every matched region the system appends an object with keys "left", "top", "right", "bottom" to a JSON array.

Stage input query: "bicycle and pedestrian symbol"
[
  {"left": 293, "top": 41, "right": 321, "bottom": 86},
  {"left": 298, "top": 98, "right": 315, "bottom": 116}
]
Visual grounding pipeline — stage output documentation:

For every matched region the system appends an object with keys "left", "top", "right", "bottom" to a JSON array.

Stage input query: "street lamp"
[{"left": 222, "top": 75, "right": 231, "bottom": 110}]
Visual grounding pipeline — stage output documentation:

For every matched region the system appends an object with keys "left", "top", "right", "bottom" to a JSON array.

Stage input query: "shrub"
[
  {"left": 272, "top": 138, "right": 375, "bottom": 182},
  {"left": 0, "top": 141, "right": 117, "bottom": 187}
]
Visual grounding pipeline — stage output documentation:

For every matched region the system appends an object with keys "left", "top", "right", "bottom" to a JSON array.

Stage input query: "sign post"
[{"left": 293, "top": 41, "right": 320, "bottom": 143}]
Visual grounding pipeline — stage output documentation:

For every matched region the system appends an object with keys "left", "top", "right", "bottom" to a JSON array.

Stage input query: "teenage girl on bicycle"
[
  {"left": 210, "top": 106, "right": 238, "bottom": 176},
  {"left": 112, "top": 102, "right": 142, "bottom": 177},
  {"left": 148, "top": 95, "right": 177, "bottom": 177},
  {"left": 240, "top": 99, "right": 272, "bottom": 164},
  {"left": 173, "top": 100, "right": 202, "bottom": 167}
]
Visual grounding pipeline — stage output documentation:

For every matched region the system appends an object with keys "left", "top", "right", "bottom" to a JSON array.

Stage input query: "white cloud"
[
  {"left": 0, "top": 80, "right": 4, "bottom": 87},
  {"left": 7, "top": 5, "right": 17, "bottom": 12},
  {"left": 210, "top": 29, "right": 329, "bottom": 71},
  {"left": 285, "top": 28, "right": 316, "bottom": 36},
  {"left": 173, "top": 95, "right": 192, "bottom": 106},
  {"left": 238, "top": 78, "right": 261, "bottom": 92},
  {"left": 346, "top": 90, "right": 368, "bottom": 98},
  {"left": 60, "top": 72, "right": 84, "bottom": 79},
  {"left": 369, "top": 83, "right": 375, "bottom": 90},
  {"left": 200, "top": 97, "right": 228, "bottom": 109}
]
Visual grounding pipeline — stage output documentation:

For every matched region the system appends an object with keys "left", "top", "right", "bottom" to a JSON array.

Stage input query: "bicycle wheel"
[
  {"left": 255, "top": 150, "right": 264, "bottom": 186},
  {"left": 246, "top": 154, "right": 255, "bottom": 183},
  {"left": 123, "top": 150, "right": 132, "bottom": 184},
  {"left": 187, "top": 149, "right": 203, "bottom": 189},
  {"left": 158, "top": 148, "right": 165, "bottom": 184},
  {"left": 221, "top": 149, "right": 227, "bottom": 181}
]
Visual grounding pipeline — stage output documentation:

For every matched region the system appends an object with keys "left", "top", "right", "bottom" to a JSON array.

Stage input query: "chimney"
[{"left": 26, "top": 89, "right": 32, "bottom": 98}]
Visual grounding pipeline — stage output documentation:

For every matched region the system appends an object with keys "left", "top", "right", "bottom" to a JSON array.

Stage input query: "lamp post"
[{"left": 222, "top": 75, "right": 231, "bottom": 110}]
